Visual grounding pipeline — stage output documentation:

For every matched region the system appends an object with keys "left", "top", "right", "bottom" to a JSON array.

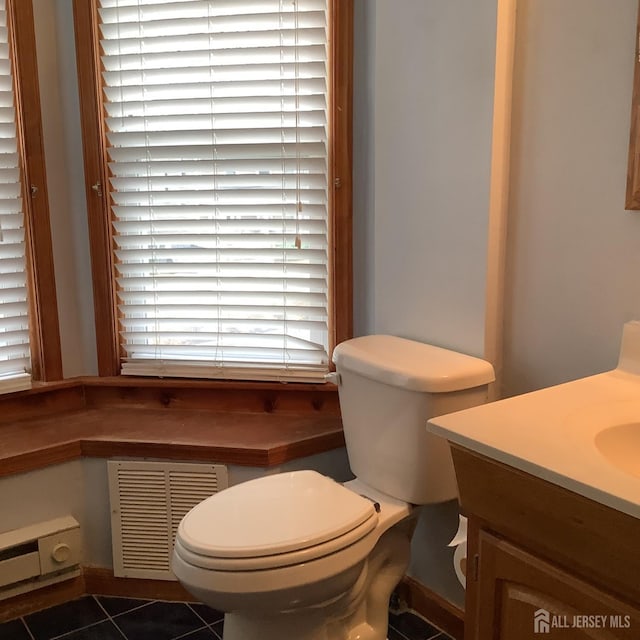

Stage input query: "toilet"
[{"left": 172, "top": 335, "right": 495, "bottom": 640}]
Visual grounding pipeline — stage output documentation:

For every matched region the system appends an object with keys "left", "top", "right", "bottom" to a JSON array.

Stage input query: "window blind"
[
  {"left": 99, "top": 0, "right": 330, "bottom": 382},
  {"left": 0, "top": 1, "right": 31, "bottom": 393}
]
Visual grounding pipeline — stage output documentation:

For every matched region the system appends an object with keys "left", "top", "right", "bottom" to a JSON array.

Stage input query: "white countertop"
[{"left": 428, "top": 367, "right": 640, "bottom": 520}]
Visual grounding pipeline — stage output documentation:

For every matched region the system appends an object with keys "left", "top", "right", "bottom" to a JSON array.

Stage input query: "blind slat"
[
  {"left": 116, "top": 261, "right": 327, "bottom": 278},
  {"left": 119, "top": 303, "right": 327, "bottom": 320},
  {"left": 105, "top": 110, "right": 327, "bottom": 133},
  {"left": 103, "top": 77, "right": 326, "bottom": 102},
  {"left": 104, "top": 94, "right": 326, "bottom": 118},
  {"left": 100, "top": 0, "right": 330, "bottom": 379},
  {"left": 109, "top": 157, "right": 326, "bottom": 177},
  {"left": 103, "top": 45, "right": 326, "bottom": 72},
  {"left": 0, "top": 0, "right": 30, "bottom": 390},
  {"left": 110, "top": 192, "right": 327, "bottom": 208},
  {"left": 108, "top": 142, "right": 325, "bottom": 162},
  {"left": 113, "top": 218, "right": 326, "bottom": 234}
]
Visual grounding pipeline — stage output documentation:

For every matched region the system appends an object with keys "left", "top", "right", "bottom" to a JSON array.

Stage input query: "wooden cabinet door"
[{"left": 469, "top": 531, "right": 640, "bottom": 640}]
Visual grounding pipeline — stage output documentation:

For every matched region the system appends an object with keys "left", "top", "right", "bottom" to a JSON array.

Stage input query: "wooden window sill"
[{"left": 0, "top": 378, "right": 343, "bottom": 478}]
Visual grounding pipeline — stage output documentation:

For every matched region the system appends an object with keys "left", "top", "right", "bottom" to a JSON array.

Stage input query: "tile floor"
[{"left": 0, "top": 595, "right": 453, "bottom": 640}]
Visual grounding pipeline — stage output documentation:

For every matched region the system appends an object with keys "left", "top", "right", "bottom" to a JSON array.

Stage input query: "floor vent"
[{"left": 108, "top": 461, "right": 228, "bottom": 580}]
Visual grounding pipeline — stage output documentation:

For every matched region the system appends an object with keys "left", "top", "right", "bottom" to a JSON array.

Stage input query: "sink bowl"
[{"left": 594, "top": 422, "right": 640, "bottom": 479}]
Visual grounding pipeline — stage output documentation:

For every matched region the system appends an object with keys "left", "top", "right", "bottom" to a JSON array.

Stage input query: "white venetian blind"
[
  {"left": 99, "top": 0, "right": 330, "bottom": 381},
  {"left": 0, "top": 1, "right": 31, "bottom": 392}
]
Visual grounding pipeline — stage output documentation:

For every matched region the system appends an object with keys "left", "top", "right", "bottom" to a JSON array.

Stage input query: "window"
[
  {"left": 74, "top": 0, "right": 352, "bottom": 382},
  {"left": 0, "top": 0, "right": 61, "bottom": 390}
]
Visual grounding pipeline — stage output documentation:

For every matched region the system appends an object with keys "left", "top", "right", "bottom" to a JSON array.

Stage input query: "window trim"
[
  {"left": 73, "top": 0, "right": 353, "bottom": 378},
  {"left": 6, "top": 0, "right": 62, "bottom": 381},
  {"left": 627, "top": 0, "right": 640, "bottom": 209}
]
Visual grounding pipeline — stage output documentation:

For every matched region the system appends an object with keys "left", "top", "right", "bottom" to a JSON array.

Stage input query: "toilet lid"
[{"left": 177, "top": 470, "right": 377, "bottom": 559}]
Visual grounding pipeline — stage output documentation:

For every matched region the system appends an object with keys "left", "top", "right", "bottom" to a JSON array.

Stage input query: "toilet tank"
[{"left": 332, "top": 336, "right": 495, "bottom": 504}]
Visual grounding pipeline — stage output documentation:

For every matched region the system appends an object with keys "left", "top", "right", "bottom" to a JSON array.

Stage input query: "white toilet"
[{"left": 172, "top": 335, "right": 494, "bottom": 640}]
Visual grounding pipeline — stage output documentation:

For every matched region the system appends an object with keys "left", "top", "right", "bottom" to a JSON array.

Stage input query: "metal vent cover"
[{"left": 108, "top": 461, "right": 228, "bottom": 580}]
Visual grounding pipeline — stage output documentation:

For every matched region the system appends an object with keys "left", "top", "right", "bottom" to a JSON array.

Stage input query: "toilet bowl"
[
  {"left": 172, "top": 335, "right": 495, "bottom": 640},
  {"left": 172, "top": 471, "right": 413, "bottom": 640}
]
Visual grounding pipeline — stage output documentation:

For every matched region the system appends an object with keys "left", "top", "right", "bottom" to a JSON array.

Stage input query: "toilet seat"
[
  {"left": 174, "top": 514, "right": 378, "bottom": 571},
  {"left": 176, "top": 471, "right": 379, "bottom": 571}
]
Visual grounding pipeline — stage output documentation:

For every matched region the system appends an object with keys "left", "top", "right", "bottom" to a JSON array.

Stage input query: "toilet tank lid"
[{"left": 332, "top": 335, "right": 495, "bottom": 392}]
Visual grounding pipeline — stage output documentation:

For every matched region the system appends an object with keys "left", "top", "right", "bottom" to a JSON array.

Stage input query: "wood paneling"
[
  {"left": 7, "top": 0, "right": 62, "bottom": 380},
  {"left": 474, "top": 532, "right": 640, "bottom": 640},
  {"left": 451, "top": 445, "right": 640, "bottom": 607},
  {"left": 0, "top": 384, "right": 84, "bottom": 425},
  {"left": 83, "top": 567, "right": 192, "bottom": 602},
  {"left": 82, "top": 377, "right": 340, "bottom": 415},
  {"left": 0, "top": 407, "right": 343, "bottom": 476},
  {"left": 331, "top": 0, "right": 354, "bottom": 349},
  {"left": 627, "top": 1, "right": 640, "bottom": 209},
  {"left": 0, "top": 379, "right": 343, "bottom": 477},
  {"left": 0, "top": 568, "right": 190, "bottom": 622},
  {"left": 72, "top": 0, "right": 119, "bottom": 375},
  {"left": 0, "top": 574, "right": 85, "bottom": 623}
]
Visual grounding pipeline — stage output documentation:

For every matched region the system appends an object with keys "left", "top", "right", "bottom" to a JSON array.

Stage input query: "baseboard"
[
  {"left": 0, "top": 567, "right": 195, "bottom": 623},
  {"left": 0, "top": 574, "right": 86, "bottom": 623},
  {"left": 83, "top": 567, "right": 193, "bottom": 601},
  {"left": 397, "top": 575, "right": 464, "bottom": 640},
  {"left": 0, "top": 567, "right": 462, "bottom": 637}
]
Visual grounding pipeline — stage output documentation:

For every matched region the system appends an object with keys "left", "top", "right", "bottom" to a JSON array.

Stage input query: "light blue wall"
[
  {"left": 353, "top": 0, "right": 499, "bottom": 607},
  {"left": 29, "top": 0, "right": 640, "bottom": 608},
  {"left": 503, "top": 0, "right": 640, "bottom": 396},
  {"left": 35, "top": 0, "right": 640, "bottom": 397},
  {"left": 354, "top": 0, "right": 640, "bottom": 398},
  {"left": 33, "top": 0, "right": 98, "bottom": 377},
  {"left": 354, "top": 0, "right": 498, "bottom": 360}
]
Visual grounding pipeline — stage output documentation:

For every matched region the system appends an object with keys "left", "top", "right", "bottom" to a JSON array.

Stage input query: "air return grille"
[{"left": 108, "top": 461, "right": 228, "bottom": 580}]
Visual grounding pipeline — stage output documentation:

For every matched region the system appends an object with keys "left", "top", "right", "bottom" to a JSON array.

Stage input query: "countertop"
[{"left": 428, "top": 367, "right": 640, "bottom": 520}]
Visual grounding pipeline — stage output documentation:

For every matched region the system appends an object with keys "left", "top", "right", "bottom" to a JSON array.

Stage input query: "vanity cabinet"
[
  {"left": 473, "top": 532, "right": 640, "bottom": 639},
  {"left": 450, "top": 445, "right": 640, "bottom": 640}
]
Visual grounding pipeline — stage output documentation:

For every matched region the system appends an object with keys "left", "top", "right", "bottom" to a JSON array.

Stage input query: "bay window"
[
  {"left": 0, "top": 0, "right": 61, "bottom": 390},
  {"left": 74, "top": 0, "right": 352, "bottom": 382}
]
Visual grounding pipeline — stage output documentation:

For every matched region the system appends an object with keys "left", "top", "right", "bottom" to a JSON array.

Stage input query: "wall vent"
[
  {"left": 0, "top": 516, "right": 81, "bottom": 601},
  {"left": 108, "top": 461, "right": 228, "bottom": 580}
]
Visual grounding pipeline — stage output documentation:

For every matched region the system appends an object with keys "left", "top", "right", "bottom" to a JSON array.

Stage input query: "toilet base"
[
  {"left": 223, "top": 609, "right": 336, "bottom": 640},
  {"left": 224, "top": 616, "right": 394, "bottom": 640},
  {"left": 218, "top": 523, "right": 415, "bottom": 640},
  {"left": 221, "top": 593, "right": 388, "bottom": 640}
]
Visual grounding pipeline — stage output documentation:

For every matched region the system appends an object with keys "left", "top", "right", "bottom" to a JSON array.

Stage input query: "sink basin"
[{"left": 594, "top": 422, "right": 640, "bottom": 479}]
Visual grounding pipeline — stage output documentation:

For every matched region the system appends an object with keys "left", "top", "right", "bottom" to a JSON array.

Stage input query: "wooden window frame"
[
  {"left": 5, "top": 0, "right": 62, "bottom": 381},
  {"left": 73, "top": 0, "right": 353, "bottom": 378},
  {"left": 627, "top": 1, "right": 640, "bottom": 209},
  {"left": 628, "top": 2, "right": 640, "bottom": 208}
]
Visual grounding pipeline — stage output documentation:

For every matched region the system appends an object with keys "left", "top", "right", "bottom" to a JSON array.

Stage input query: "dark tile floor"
[{"left": 0, "top": 595, "right": 452, "bottom": 640}]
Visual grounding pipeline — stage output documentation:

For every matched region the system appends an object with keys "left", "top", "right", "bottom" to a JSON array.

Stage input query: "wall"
[
  {"left": 37, "top": 0, "right": 499, "bottom": 370},
  {"left": 352, "top": 0, "right": 640, "bottom": 607},
  {"left": 354, "top": 0, "right": 498, "bottom": 360},
  {"left": 1, "top": 450, "right": 352, "bottom": 571},
  {"left": 25, "top": 0, "right": 640, "bottom": 613},
  {"left": 353, "top": 0, "right": 498, "bottom": 607},
  {"left": 502, "top": 0, "right": 640, "bottom": 396},
  {"left": 354, "top": 0, "right": 640, "bottom": 395},
  {"left": 33, "top": 4, "right": 640, "bottom": 408},
  {"left": 32, "top": 0, "right": 97, "bottom": 377}
]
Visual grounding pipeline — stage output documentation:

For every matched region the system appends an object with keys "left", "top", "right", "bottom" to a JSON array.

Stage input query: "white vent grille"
[{"left": 108, "top": 461, "right": 228, "bottom": 580}]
